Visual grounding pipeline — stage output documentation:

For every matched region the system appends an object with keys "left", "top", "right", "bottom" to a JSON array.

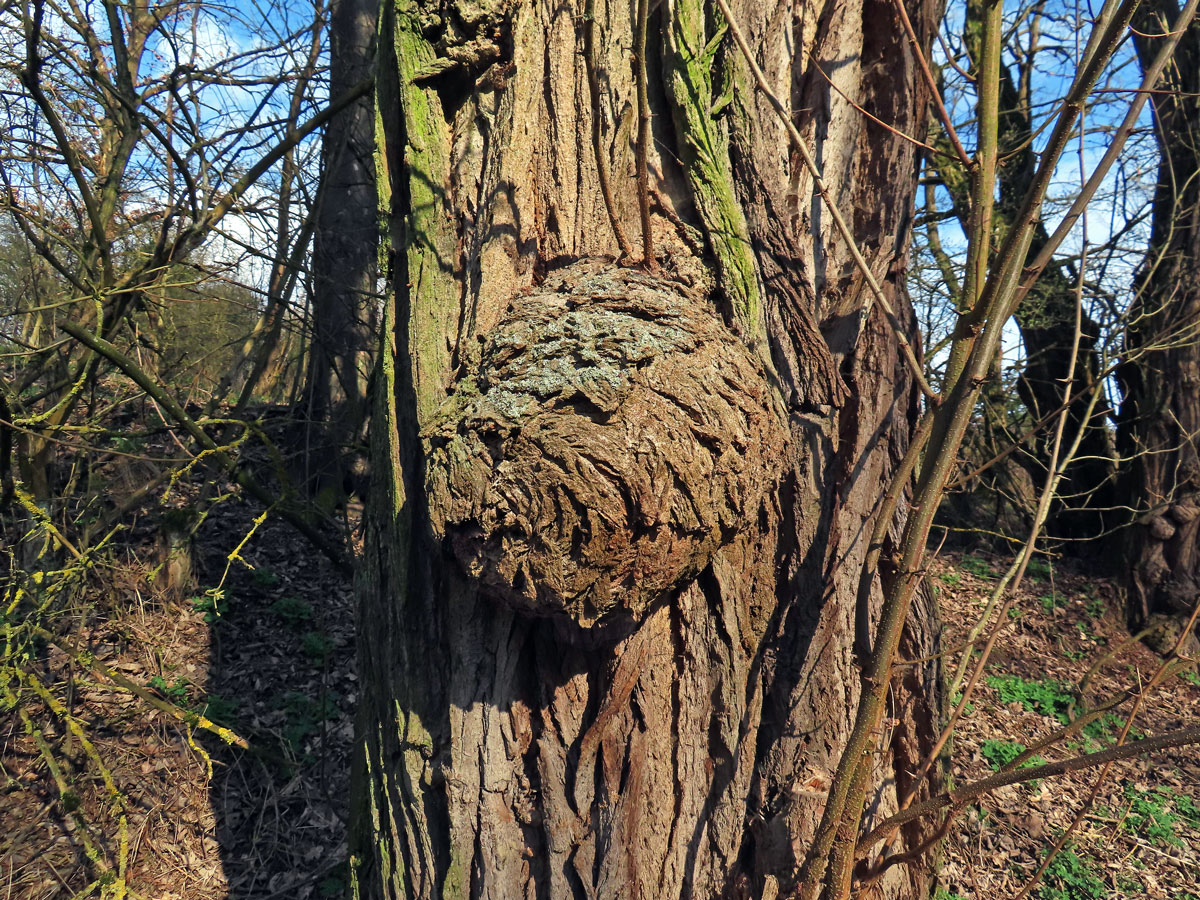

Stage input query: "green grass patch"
[
  {"left": 301, "top": 630, "right": 334, "bottom": 663},
  {"left": 1037, "top": 846, "right": 1105, "bottom": 900},
  {"left": 1026, "top": 558, "right": 1052, "bottom": 582},
  {"left": 1040, "top": 593, "right": 1067, "bottom": 613},
  {"left": 979, "top": 739, "right": 1044, "bottom": 771},
  {"left": 940, "top": 570, "right": 963, "bottom": 587},
  {"left": 278, "top": 690, "right": 340, "bottom": 753},
  {"left": 110, "top": 434, "right": 146, "bottom": 454},
  {"left": 320, "top": 876, "right": 347, "bottom": 897},
  {"left": 200, "top": 693, "right": 239, "bottom": 725},
  {"left": 960, "top": 554, "right": 996, "bottom": 579},
  {"left": 984, "top": 678, "right": 1137, "bottom": 748},
  {"left": 1080, "top": 712, "right": 1142, "bottom": 747},
  {"left": 1116, "top": 875, "right": 1142, "bottom": 896},
  {"left": 251, "top": 567, "right": 281, "bottom": 589},
  {"left": 987, "top": 674, "right": 1074, "bottom": 723},
  {"left": 949, "top": 690, "right": 975, "bottom": 715},
  {"left": 190, "top": 588, "right": 225, "bottom": 623},
  {"left": 1121, "top": 784, "right": 1200, "bottom": 847},
  {"left": 270, "top": 595, "right": 313, "bottom": 627},
  {"left": 147, "top": 675, "right": 189, "bottom": 705}
]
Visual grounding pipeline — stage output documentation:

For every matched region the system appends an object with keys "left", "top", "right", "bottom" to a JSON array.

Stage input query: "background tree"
[
  {"left": 1119, "top": 4, "right": 1200, "bottom": 624},
  {"left": 0, "top": 0, "right": 365, "bottom": 562},
  {"left": 302, "top": 0, "right": 378, "bottom": 503},
  {"left": 920, "top": 0, "right": 1138, "bottom": 544}
]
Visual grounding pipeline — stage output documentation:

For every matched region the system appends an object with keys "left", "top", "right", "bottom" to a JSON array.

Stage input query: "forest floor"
[
  {"left": 2, "top": 487, "right": 359, "bottom": 899},
  {"left": 932, "top": 553, "right": 1200, "bottom": 900},
  {"left": 2, "top": 492, "right": 1198, "bottom": 899}
]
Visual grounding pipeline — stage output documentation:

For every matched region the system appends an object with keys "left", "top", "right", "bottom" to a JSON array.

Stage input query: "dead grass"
[{"left": 1, "top": 492, "right": 356, "bottom": 900}]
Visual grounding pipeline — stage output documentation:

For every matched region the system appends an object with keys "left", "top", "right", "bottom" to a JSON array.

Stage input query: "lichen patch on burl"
[{"left": 424, "top": 260, "right": 788, "bottom": 628}]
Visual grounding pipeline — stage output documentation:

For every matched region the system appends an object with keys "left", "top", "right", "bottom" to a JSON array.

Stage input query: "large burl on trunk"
[
  {"left": 425, "top": 263, "right": 789, "bottom": 627},
  {"left": 354, "top": 0, "right": 944, "bottom": 897}
]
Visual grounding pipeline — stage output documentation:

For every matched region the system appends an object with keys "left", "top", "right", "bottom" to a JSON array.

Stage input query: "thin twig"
[
  {"left": 59, "top": 320, "right": 351, "bottom": 575},
  {"left": 33, "top": 625, "right": 250, "bottom": 750},
  {"left": 1010, "top": 599, "right": 1200, "bottom": 900},
  {"left": 584, "top": 0, "right": 633, "bottom": 259},
  {"left": 890, "top": 0, "right": 973, "bottom": 169},
  {"left": 805, "top": 50, "right": 943, "bottom": 156},
  {"left": 858, "top": 724, "right": 1200, "bottom": 845}
]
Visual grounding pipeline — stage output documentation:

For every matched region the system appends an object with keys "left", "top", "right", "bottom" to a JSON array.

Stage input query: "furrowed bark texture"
[
  {"left": 1119, "top": 4, "right": 1200, "bottom": 623},
  {"left": 355, "top": 0, "right": 943, "bottom": 897}
]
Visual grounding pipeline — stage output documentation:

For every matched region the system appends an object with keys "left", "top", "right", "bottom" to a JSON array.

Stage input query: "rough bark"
[
  {"left": 353, "top": 0, "right": 943, "bottom": 897},
  {"left": 425, "top": 263, "right": 790, "bottom": 627},
  {"left": 1118, "top": 6, "right": 1200, "bottom": 624},
  {"left": 304, "top": 0, "right": 379, "bottom": 494}
]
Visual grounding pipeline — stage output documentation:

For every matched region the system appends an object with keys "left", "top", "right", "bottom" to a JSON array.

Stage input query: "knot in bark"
[{"left": 424, "top": 261, "right": 788, "bottom": 628}]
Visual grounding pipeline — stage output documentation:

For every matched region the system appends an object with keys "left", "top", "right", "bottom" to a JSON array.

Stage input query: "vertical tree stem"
[
  {"left": 634, "top": 0, "right": 655, "bottom": 268},
  {"left": 585, "top": 0, "right": 633, "bottom": 258},
  {"left": 798, "top": 1, "right": 1148, "bottom": 890},
  {"left": 945, "top": 0, "right": 1001, "bottom": 391}
]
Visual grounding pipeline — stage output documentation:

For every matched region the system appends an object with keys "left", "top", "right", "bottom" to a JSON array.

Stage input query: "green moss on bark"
[
  {"left": 664, "top": 0, "right": 761, "bottom": 337},
  {"left": 393, "top": 0, "right": 463, "bottom": 422}
]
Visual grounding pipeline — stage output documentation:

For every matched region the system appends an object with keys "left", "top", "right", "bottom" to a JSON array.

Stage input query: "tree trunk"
[
  {"left": 1118, "top": 7, "right": 1200, "bottom": 624},
  {"left": 304, "top": 0, "right": 378, "bottom": 496},
  {"left": 353, "top": 1, "right": 943, "bottom": 897}
]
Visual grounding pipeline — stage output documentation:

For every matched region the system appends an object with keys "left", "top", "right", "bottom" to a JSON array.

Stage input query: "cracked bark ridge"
[{"left": 424, "top": 260, "right": 789, "bottom": 628}]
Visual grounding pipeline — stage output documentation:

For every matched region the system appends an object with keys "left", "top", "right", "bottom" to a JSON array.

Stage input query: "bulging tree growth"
[
  {"left": 3, "top": 0, "right": 1200, "bottom": 895},
  {"left": 353, "top": 0, "right": 1200, "bottom": 894}
]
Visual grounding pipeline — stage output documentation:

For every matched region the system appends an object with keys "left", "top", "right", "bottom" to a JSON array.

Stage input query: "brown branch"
[
  {"left": 59, "top": 320, "right": 352, "bottom": 575},
  {"left": 857, "top": 725, "right": 1200, "bottom": 847},
  {"left": 18, "top": 0, "right": 110, "bottom": 281},
  {"left": 129, "top": 73, "right": 375, "bottom": 288},
  {"left": 1010, "top": 600, "right": 1200, "bottom": 900},
  {"left": 806, "top": 52, "right": 943, "bottom": 156},
  {"left": 32, "top": 625, "right": 250, "bottom": 750},
  {"left": 889, "top": 0, "right": 973, "bottom": 169},
  {"left": 796, "top": 0, "right": 1155, "bottom": 890},
  {"left": 583, "top": 0, "right": 633, "bottom": 259}
]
